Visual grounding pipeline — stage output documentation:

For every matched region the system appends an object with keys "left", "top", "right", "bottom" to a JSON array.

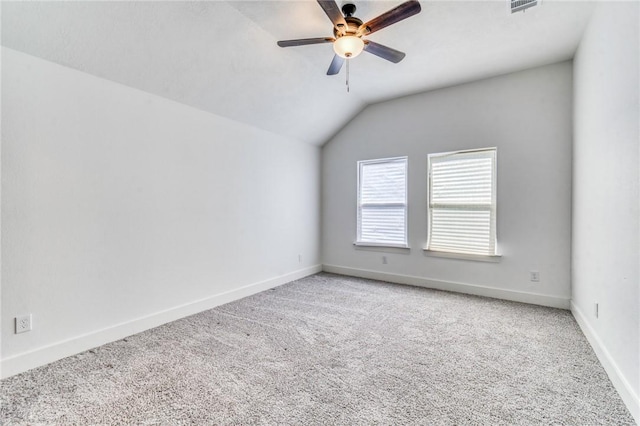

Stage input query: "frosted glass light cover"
[{"left": 333, "top": 36, "right": 364, "bottom": 58}]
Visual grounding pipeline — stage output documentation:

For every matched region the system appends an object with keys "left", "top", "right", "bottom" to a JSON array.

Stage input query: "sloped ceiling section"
[{"left": 2, "top": 1, "right": 594, "bottom": 146}]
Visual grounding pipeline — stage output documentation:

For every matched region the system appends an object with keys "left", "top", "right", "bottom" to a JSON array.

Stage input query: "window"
[
  {"left": 427, "top": 148, "right": 497, "bottom": 257},
  {"left": 356, "top": 157, "right": 408, "bottom": 248}
]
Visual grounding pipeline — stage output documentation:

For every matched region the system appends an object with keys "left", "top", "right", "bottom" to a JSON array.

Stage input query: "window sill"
[
  {"left": 354, "top": 242, "right": 410, "bottom": 250},
  {"left": 423, "top": 249, "right": 502, "bottom": 263}
]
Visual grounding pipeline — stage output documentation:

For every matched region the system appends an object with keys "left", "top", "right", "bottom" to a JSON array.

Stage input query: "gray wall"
[
  {"left": 322, "top": 61, "right": 573, "bottom": 308},
  {"left": 572, "top": 2, "right": 639, "bottom": 420},
  {"left": 1, "top": 48, "right": 321, "bottom": 377}
]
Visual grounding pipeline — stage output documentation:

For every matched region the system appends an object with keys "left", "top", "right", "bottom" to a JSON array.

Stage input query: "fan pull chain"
[{"left": 346, "top": 58, "right": 350, "bottom": 93}]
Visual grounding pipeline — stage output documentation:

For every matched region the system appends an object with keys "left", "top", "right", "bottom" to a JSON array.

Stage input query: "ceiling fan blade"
[
  {"left": 327, "top": 54, "right": 345, "bottom": 75},
  {"left": 363, "top": 41, "right": 406, "bottom": 63},
  {"left": 277, "top": 37, "right": 335, "bottom": 47},
  {"left": 317, "top": 1, "right": 347, "bottom": 34},
  {"left": 358, "top": 0, "right": 421, "bottom": 36}
]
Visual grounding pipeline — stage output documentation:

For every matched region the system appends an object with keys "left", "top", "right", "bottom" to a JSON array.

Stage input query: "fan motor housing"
[{"left": 334, "top": 16, "right": 363, "bottom": 37}]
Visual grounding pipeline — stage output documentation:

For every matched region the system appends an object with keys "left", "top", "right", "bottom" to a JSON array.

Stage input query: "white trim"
[
  {"left": 571, "top": 301, "right": 640, "bottom": 423},
  {"left": 423, "top": 249, "right": 502, "bottom": 262},
  {"left": 427, "top": 147, "right": 498, "bottom": 157},
  {"left": 322, "top": 264, "right": 570, "bottom": 309},
  {"left": 0, "top": 265, "right": 322, "bottom": 379},
  {"left": 354, "top": 242, "right": 410, "bottom": 249}
]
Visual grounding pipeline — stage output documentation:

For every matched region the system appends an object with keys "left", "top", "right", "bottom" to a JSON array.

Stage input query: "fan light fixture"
[
  {"left": 277, "top": 0, "right": 422, "bottom": 91},
  {"left": 333, "top": 35, "right": 364, "bottom": 58}
]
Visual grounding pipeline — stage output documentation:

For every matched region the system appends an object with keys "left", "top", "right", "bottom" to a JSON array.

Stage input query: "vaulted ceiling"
[{"left": 2, "top": 1, "right": 595, "bottom": 145}]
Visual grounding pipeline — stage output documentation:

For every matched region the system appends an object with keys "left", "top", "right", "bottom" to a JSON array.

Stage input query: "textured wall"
[
  {"left": 572, "top": 2, "right": 639, "bottom": 420},
  {"left": 1, "top": 48, "right": 321, "bottom": 373},
  {"left": 322, "top": 62, "right": 573, "bottom": 305}
]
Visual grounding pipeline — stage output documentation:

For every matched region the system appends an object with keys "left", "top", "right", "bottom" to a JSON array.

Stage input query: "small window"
[
  {"left": 356, "top": 157, "right": 408, "bottom": 248},
  {"left": 427, "top": 148, "right": 497, "bottom": 257}
]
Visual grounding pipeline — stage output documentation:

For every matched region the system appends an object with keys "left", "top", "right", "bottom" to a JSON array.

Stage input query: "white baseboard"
[
  {"left": 0, "top": 265, "right": 322, "bottom": 379},
  {"left": 571, "top": 301, "right": 640, "bottom": 424},
  {"left": 322, "top": 264, "right": 571, "bottom": 309}
]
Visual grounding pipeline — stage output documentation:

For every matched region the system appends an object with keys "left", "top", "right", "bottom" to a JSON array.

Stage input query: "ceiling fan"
[{"left": 277, "top": 1, "right": 422, "bottom": 76}]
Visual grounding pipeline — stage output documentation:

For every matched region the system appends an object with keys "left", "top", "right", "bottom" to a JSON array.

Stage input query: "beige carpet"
[{"left": 0, "top": 273, "right": 634, "bottom": 425}]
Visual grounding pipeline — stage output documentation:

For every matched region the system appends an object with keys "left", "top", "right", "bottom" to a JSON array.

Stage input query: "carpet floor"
[{"left": 0, "top": 273, "right": 634, "bottom": 425}]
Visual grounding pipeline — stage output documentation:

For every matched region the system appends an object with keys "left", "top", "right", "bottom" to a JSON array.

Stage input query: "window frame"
[
  {"left": 355, "top": 156, "right": 409, "bottom": 249},
  {"left": 425, "top": 148, "right": 500, "bottom": 260}
]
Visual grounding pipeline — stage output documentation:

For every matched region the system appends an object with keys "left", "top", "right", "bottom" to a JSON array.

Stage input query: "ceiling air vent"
[{"left": 510, "top": 0, "right": 538, "bottom": 13}]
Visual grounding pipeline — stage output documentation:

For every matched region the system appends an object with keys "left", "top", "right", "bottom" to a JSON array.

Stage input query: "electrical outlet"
[
  {"left": 382, "top": 256, "right": 388, "bottom": 264},
  {"left": 298, "top": 254, "right": 302, "bottom": 263},
  {"left": 595, "top": 303, "right": 599, "bottom": 318},
  {"left": 16, "top": 314, "right": 32, "bottom": 334},
  {"left": 530, "top": 271, "right": 540, "bottom": 282}
]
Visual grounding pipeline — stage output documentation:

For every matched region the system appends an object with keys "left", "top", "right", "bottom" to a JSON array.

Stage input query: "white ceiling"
[{"left": 2, "top": 1, "right": 595, "bottom": 146}]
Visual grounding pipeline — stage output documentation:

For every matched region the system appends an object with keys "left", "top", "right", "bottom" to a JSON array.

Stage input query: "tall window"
[
  {"left": 356, "top": 157, "right": 408, "bottom": 247},
  {"left": 427, "top": 148, "right": 497, "bottom": 256}
]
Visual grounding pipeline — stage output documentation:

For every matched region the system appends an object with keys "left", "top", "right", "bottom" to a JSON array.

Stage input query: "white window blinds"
[
  {"left": 427, "top": 148, "right": 497, "bottom": 256},
  {"left": 357, "top": 157, "right": 408, "bottom": 247}
]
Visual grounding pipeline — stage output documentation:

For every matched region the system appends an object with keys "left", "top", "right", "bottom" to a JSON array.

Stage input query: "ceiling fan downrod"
[{"left": 342, "top": 3, "right": 357, "bottom": 17}]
